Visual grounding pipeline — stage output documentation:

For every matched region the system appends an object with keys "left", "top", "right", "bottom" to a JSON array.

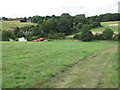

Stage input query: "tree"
[
  {"left": 113, "top": 33, "right": 120, "bottom": 41},
  {"left": 81, "top": 30, "right": 94, "bottom": 41},
  {"left": 102, "top": 28, "right": 114, "bottom": 40},
  {"left": 74, "top": 14, "right": 86, "bottom": 24},
  {"left": 32, "top": 26, "right": 42, "bottom": 36},
  {"left": 31, "top": 36, "right": 38, "bottom": 40},
  {"left": 40, "top": 21, "right": 56, "bottom": 34},
  {"left": 2, "top": 17, "right": 8, "bottom": 20},
  {"left": 57, "top": 14, "right": 74, "bottom": 35},
  {"left": 16, "top": 31, "right": 25, "bottom": 38},
  {"left": 94, "top": 33, "right": 102, "bottom": 40},
  {"left": 2, "top": 30, "right": 12, "bottom": 41},
  {"left": 14, "top": 27, "right": 20, "bottom": 35},
  {"left": 80, "top": 25, "right": 94, "bottom": 41},
  {"left": 73, "top": 34, "right": 81, "bottom": 40},
  {"left": 81, "top": 24, "right": 91, "bottom": 32}
]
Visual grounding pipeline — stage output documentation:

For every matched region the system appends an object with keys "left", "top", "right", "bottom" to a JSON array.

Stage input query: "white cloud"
[{"left": 0, "top": 0, "right": 119, "bottom": 18}]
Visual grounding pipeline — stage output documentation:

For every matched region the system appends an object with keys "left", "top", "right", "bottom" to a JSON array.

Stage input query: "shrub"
[
  {"left": 57, "top": 33, "right": 65, "bottom": 39},
  {"left": 31, "top": 36, "right": 38, "bottom": 40},
  {"left": 113, "top": 33, "right": 120, "bottom": 41},
  {"left": 73, "top": 34, "right": 81, "bottom": 40},
  {"left": 80, "top": 25, "right": 94, "bottom": 41},
  {"left": 15, "top": 38, "right": 19, "bottom": 41},
  {"left": 94, "top": 33, "right": 103, "bottom": 40},
  {"left": 81, "top": 30, "right": 94, "bottom": 41},
  {"left": 16, "top": 31, "right": 25, "bottom": 38},
  {"left": 80, "top": 24, "right": 91, "bottom": 32},
  {"left": 2, "top": 30, "right": 13, "bottom": 41},
  {"left": 102, "top": 28, "right": 114, "bottom": 40},
  {"left": 90, "top": 21, "right": 101, "bottom": 28},
  {"left": 47, "top": 33, "right": 65, "bottom": 39},
  {"left": 47, "top": 39, "right": 53, "bottom": 41}
]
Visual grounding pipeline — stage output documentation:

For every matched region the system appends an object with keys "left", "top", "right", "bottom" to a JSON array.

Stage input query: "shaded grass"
[{"left": 2, "top": 41, "right": 117, "bottom": 88}]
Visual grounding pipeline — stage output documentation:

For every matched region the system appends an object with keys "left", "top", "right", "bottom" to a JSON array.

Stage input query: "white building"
[
  {"left": 9, "top": 39, "right": 14, "bottom": 41},
  {"left": 18, "top": 37, "right": 27, "bottom": 42}
]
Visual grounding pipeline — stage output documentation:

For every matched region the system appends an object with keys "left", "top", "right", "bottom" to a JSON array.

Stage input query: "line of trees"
[
  {"left": 88, "top": 13, "right": 120, "bottom": 22},
  {"left": 74, "top": 28, "right": 120, "bottom": 41},
  {"left": 1, "top": 13, "right": 120, "bottom": 41},
  {"left": 2, "top": 13, "right": 101, "bottom": 41}
]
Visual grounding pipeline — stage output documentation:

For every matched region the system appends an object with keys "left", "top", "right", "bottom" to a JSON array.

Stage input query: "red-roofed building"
[{"left": 32, "top": 38, "right": 44, "bottom": 42}]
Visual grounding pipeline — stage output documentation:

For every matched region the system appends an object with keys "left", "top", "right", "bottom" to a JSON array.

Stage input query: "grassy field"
[
  {"left": 1, "top": 21, "right": 37, "bottom": 30},
  {"left": 91, "top": 21, "right": 119, "bottom": 32},
  {"left": 2, "top": 41, "right": 118, "bottom": 88}
]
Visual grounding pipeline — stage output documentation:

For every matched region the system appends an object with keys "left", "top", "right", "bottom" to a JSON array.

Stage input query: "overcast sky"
[{"left": 0, "top": 0, "right": 119, "bottom": 18}]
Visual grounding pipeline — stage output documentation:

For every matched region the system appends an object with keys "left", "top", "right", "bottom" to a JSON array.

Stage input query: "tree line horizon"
[{"left": 1, "top": 13, "right": 120, "bottom": 41}]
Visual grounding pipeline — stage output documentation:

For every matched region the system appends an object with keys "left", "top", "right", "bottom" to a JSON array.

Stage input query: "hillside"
[
  {"left": 66, "top": 21, "right": 119, "bottom": 39},
  {"left": 1, "top": 21, "right": 37, "bottom": 30},
  {"left": 91, "top": 21, "right": 119, "bottom": 33}
]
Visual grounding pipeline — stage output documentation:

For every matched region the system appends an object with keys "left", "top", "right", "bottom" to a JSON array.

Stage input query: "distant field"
[
  {"left": 1, "top": 21, "right": 37, "bottom": 30},
  {"left": 2, "top": 41, "right": 118, "bottom": 88},
  {"left": 66, "top": 21, "right": 119, "bottom": 38},
  {"left": 91, "top": 21, "right": 119, "bottom": 32}
]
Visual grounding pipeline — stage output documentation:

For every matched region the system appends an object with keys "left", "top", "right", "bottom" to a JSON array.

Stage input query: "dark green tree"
[
  {"left": 102, "top": 28, "right": 114, "bottom": 40},
  {"left": 80, "top": 25, "right": 94, "bottom": 41},
  {"left": 2, "top": 30, "right": 12, "bottom": 41},
  {"left": 14, "top": 27, "right": 20, "bottom": 35},
  {"left": 73, "top": 34, "right": 81, "bottom": 40},
  {"left": 16, "top": 31, "right": 25, "bottom": 38}
]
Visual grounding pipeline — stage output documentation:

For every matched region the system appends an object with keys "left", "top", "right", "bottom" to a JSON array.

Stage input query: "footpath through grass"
[{"left": 2, "top": 41, "right": 118, "bottom": 88}]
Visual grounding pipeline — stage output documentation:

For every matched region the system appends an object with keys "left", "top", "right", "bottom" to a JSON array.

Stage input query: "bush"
[
  {"left": 81, "top": 30, "right": 94, "bottom": 41},
  {"left": 73, "top": 34, "right": 81, "bottom": 40},
  {"left": 113, "top": 33, "right": 120, "bottom": 41},
  {"left": 57, "top": 33, "right": 65, "bottom": 39},
  {"left": 102, "top": 28, "right": 114, "bottom": 40},
  {"left": 15, "top": 38, "right": 19, "bottom": 41},
  {"left": 80, "top": 25, "right": 94, "bottom": 41},
  {"left": 94, "top": 33, "right": 103, "bottom": 40},
  {"left": 90, "top": 21, "right": 101, "bottom": 28},
  {"left": 2, "top": 30, "right": 13, "bottom": 41},
  {"left": 81, "top": 24, "right": 91, "bottom": 32},
  {"left": 31, "top": 36, "right": 38, "bottom": 40},
  {"left": 17, "top": 31, "right": 25, "bottom": 38},
  {"left": 47, "top": 39, "right": 53, "bottom": 41},
  {"left": 47, "top": 33, "right": 65, "bottom": 39}
]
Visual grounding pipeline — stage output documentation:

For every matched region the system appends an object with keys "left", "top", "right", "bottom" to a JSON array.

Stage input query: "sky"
[{"left": 0, "top": 0, "right": 119, "bottom": 18}]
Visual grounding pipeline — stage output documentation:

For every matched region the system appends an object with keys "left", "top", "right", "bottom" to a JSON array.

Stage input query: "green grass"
[
  {"left": 96, "top": 52, "right": 118, "bottom": 88},
  {"left": 91, "top": 21, "right": 119, "bottom": 32},
  {"left": 39, "top": 44, "right": 118, "bottom": 88},
  {"left": 2, "top": 41, "right": 117, "bottom": 88},
  {"left": 1, "top": 21, "right": 37, "bottom": 30}
]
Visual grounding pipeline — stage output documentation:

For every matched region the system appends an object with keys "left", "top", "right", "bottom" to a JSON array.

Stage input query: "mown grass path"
[{"left": 40, "top": 44, "right": 118, "bottom": 88}]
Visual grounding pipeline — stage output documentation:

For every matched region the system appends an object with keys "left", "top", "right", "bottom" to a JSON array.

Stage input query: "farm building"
[
  {"left": 18, "top": 37, "right": 27, "bottom": 42},
  {"left": 32, "top": 38, "right": 44, "bottom": 42}
]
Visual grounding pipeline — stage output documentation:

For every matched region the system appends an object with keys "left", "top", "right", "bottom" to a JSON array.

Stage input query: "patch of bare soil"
[{"left": 109, "top": 24, "right": 119, "bottom": 26}]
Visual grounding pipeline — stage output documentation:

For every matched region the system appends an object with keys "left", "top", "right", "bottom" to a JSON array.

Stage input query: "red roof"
[
  {"left": 32, "top": 38, "right": 44, "bottom": 42},
  {"left": 32, "top": 40, "right": 38, "bottom": 42},
  {"left": 37, "top": 38, "right": 44, "bottom": 41}
]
